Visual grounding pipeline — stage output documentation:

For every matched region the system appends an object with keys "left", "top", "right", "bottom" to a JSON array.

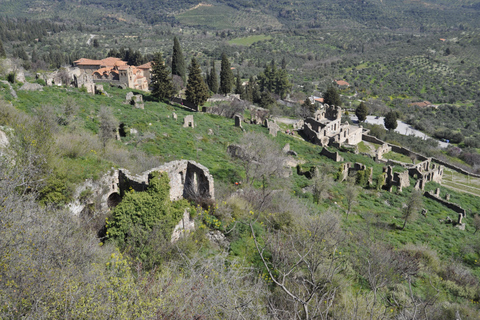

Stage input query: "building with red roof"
[{"left": 73, "top": 57, "right": 151, "bottom": 91}]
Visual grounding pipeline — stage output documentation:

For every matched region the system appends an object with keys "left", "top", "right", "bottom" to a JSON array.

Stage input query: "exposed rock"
[
  {"left": 19, "top": 82, "right": 43, "bottom": 91},
  {"left": 287, "top": 150, "right": 298, "bottom": 156},
  {"left": 171, "top": 209, "right": 195, "bottom": 243},
  {"left": 456, "top": 223, "right": 465, "bottom": 231},
  {"left": 282, "top": 143, "right": 290, "bottom": 153},
  {"left": 208, "top": 128, "right": 214, "bottom": 135},
  {"left": 206, "top": 230, "right": 229, "bottom": 248},
  {"left": 16, "top": 71, "right": 25, "bottom": 83}
]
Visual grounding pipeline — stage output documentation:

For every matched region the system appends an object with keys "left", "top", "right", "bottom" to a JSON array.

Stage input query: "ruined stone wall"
[
  {"left": 424, "top": 191, "right": 466, "bottom": 216},
  {"left": 432, "top": 158, "right": 480, "bottom": 179},
  {"left": 118, "top": 160, "right": 214, "bottom": 201},
  {"left": 376, "top": 143, "right": 392, "bottom": 160},
  {"left": 320, "top": 148, "right": 344, "bottom": 162},
  {"left": 345, "top": 126, "right": 363, "bottom": 145}
]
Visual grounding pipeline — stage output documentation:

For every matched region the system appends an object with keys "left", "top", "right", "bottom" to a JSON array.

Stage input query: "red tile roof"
[
  {"left": 137, "top": 62, "right": 152, "bottom": 69},
  {"left": 409, "top": 101, "right": 432, "bottom": 108},
  {"left": 74, "top": 57, "right": 127, "bottom": 67},
  {"left": 335, "top": 80, "right": 350, "bottom": 86}
]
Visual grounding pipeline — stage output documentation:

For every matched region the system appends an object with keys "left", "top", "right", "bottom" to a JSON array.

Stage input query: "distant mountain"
[{"left": 1, "top": 0, "right": 480, "bottom": 30}]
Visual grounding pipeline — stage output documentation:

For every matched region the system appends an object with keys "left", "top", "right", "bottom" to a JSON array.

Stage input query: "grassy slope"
[{"left": 7, "top": 82, "right": 480, "bottom": 309}]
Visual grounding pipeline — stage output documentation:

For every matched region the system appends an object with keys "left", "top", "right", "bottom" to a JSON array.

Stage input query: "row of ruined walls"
[{"left": 363, "top": 133, "right": 480, "bottom": 178}]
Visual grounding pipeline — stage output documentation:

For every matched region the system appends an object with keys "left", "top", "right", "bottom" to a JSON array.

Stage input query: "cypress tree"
[
  {"left": 219, "top": 53, "right": 234, "bottom": 95},
  {"left": 186, "top": 58, "right": 209, "bottom": 106},
  {"left": 171, "top": 37, "right": 186, "bottom": 81},
  {"left": 323, "top": 86, "right": 342, "bottom": 107},
  {"left": 150, "top": 52, "right": 173, "bottom": 100},
  {"left": 209, "top": 60, "right": 218, "bottom": 94},
  {"left": 355, "top": 102, "right": 368, "bottom": 122},
  {"left": 0, "top": 40, "right": 6, "bottom": 58},
  {"left": 384, "top": 111, "right": 398, "bottom": 131},
  {"left": 235, "top": 69, "right": 244, "bottom": 95},
  {"left": 275, "top": 69, "right": 291, "bottom": 99}
]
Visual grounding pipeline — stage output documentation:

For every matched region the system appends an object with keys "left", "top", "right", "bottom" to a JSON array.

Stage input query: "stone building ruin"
[
  {"left": 68, "top": 160, "right": 215, "bottom": 217},
  {"left": 300, "top": 105, "right": 363, "bottom": 147},
  {"left": 183, "top": 115, "right": 195, "bottom": 128},
  {"left": 383, "top": 166, "right": 410, "bottom": 192},
  {"left": 115, "top": 160, "right": 215, "bottom": 203},
  {"left": 408, "top": 158, "right": 443, "bottom": 190}
]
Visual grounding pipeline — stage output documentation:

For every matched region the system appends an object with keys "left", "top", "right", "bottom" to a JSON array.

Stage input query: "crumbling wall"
[
  {"left": 320, "top": 148, "right": 344, "bottom": 162},
  {"left": 424, "top": 191, "right": 466, "bottom": 224},
  {"left": 384, "top": 166, "right": 410, "bottom": 192},
  {"left": 376, "top": 143, "right": 392, "bottom": 160},
  {"left": 264, "top": 119, "right": 280, "bottom": 137},
  {"left": 118, "top": 160, "right": 215, "bottom": 202}
]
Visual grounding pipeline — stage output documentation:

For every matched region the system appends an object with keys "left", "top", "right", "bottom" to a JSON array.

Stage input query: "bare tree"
[
  {"left": 98, "top": 106, "right": 119, "bottom": 150},
  {"left": 229, "top": 132, "right": 289, "bottom": 203},
  {"left": 312, "top": 170, "right": 334, "bottom": 203},
  {"left": 251, "top": 213, "right": 345, "bottom": 320},
  {"left": 401, "top": 190, "right": 423, "bottom": 230},
  {"left": 473, "top": 214, "right": 480, "bottom": 234},
  {"left": 344, "top": 182, "right": 359, "bottom": 218}
]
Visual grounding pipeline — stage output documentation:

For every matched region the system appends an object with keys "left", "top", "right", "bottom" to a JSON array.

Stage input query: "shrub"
[{"left": 106, "top": 171, "right": 192, "bottom": 258}]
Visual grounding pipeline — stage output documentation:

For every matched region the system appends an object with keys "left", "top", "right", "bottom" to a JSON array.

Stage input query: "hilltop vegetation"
[{"left": 0, "top": 78, "right": 479, "bottom": 317}]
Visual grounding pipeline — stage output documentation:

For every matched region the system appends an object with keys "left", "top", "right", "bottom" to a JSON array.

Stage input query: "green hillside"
[{"left": 0, "top": 79, "right": 479, "bottom": 317}]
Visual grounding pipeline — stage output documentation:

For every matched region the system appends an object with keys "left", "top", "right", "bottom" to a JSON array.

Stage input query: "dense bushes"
[{"left": 106, "top": 171, "right": 194, "bottom": 268}]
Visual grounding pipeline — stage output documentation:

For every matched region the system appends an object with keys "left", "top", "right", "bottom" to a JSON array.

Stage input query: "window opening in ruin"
[{"left": 180, "top": 171, "right": 184, "bottom": 184}]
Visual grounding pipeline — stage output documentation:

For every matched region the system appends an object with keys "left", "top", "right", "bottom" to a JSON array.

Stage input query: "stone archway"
[{"left": 107, "top": 192, "right": 122, "bottom": 208}]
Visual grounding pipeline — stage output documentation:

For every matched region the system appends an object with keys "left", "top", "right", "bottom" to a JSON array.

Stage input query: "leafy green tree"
[
  {"left": 323, "top": 86, "right": 342, "bottom": 106},
  {"left": 172, "top": 36, "right": 186, "bottom": 81},
  {"left": 384, "top": 111, "right": 398, "bottom": 131},
  {"left": 219, "top": 53, "right": 234, "bottom": 95},
  {"left": 235, "top": 69, "right": 244, "bottom": 95},
  {"left": 150, "top": 52, "right": 173, "bottom": 100},
  {"left": 186, "top": 58, "right": 209, "bottom": 106},
  {"left": 208, "top": 59, "right": 218, "bottom": 94},
  {"left": 355, "top": 102, "right": 368, "bottom": 121}
]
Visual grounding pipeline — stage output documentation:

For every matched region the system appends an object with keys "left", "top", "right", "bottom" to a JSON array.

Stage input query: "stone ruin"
[
  {"left": 320, "top": 148, "right": 344, "bottom": 162},
  {"left": 250, "top": 109, "right": 269, "bottom": 124},
  {"left": 383, "top": 166, "right": 410, "bottom": 192},
  {"left": 183, "top": 115, "right": 195, "bottom": 128},
  {"left": 68, "top": 160, "right": 215, "bottom": 218},
  {"left": 376, "top": 143, "right": 392, "bottom": 160},
  {"left": 126, "top": 92, "right": 144, "bottom": 109},
  {"left": 264, "top": 119, "right": 280, "bottom": 137},
  {"left": 340, "top": 162, "right": 373, "bottom": 185},
  {"left": 172, "top": 112, "right": 177, "bottom": 121},
  {"left": 116, "top": 160, "right": 215, "bottom": 202},
  {"left": 74, "top": 73, "right": 95, "bottom": 94},
  {"left": 300, "top": 105, "right": 363, "bottom": 147},
  {"left": 234, "top": 114, "right": 243, "bottom": 128},
  {"left": 409, "top": 158, "right": 443, "bottom": 190},
  {"left": 424, "top": 187, "right": 466, "bottom": 228}
]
